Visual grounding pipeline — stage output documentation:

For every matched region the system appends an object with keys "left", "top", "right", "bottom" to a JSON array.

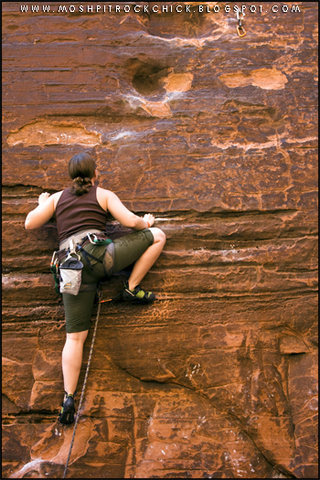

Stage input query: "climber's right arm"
[
  {"left": 25, "top": 192, "right": 60, "bottom": 229},
  {"left": 97, "top": 188, "right": 154, "bottom": 230}
]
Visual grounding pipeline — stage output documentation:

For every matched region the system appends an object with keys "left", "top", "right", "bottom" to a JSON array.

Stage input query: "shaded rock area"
[{"left": 2, "top": 2, "right": 318, "bottom": 478}]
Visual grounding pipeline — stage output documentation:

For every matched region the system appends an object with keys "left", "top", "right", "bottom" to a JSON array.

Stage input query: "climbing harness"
[
  {"left": 50, "top": 233, "right": 113, "bottom": 295},
  {"left": 235, "top": 7, "right": 246, "bottom": 37},
  {"left": 62, "top": 289, "right": 112, "bottom": 478},
  {"left": 77, "top": 234, "right": 111, "bottom": 272}
]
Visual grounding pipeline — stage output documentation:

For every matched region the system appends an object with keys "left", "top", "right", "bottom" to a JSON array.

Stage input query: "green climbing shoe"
[
  {"left": 58, "top": 393, "right": 75, "bottom": 425},
  {"left": 121, "top": 282, "right": 156, "bottom": 304}
]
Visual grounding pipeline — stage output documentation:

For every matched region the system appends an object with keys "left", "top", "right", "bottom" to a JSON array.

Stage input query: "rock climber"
[{"left": 24, "top": 151, "right": 166, "bottom": 425}]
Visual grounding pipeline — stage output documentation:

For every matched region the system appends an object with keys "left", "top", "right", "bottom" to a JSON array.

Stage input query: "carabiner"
[
  {"left": 87, "top": 233, "right": 98, "bottom": 244},
  {"left": 50, "top": 250, "right": 58, "bottom": 267},
  {"left": 235, "top": 7, "right": 246, "bottom": 37},
  {"left": 237, "top": 25, "right": 247, "bottom": 37},
  {"left": 65, "top": 250, "right": 81, "bottom": 262},
  {"left": 65, "top": 239, "right": 81, "bottom": 261}
]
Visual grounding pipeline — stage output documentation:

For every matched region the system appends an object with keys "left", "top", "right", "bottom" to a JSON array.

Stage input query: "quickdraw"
[
  {"left": 235, "top": 7, "right": 246, "bottom": 37},
  {"left": 50, "top": 251, "right": 62, "bottom": 294}
]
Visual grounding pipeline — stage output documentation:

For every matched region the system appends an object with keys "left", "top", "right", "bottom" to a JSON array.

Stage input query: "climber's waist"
[
  {"left": 55, "top": 229, "right": 114, "bottom": 274},
  {"left": 59, "top": 229, "right": 106, "bottom": 250}
]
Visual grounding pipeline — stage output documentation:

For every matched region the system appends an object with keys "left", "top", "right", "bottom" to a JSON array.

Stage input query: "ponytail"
[{"left": 71, "top": 176, "right": 92, "bottom": 196}]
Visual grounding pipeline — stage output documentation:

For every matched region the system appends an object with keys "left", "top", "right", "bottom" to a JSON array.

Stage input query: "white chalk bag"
[{"left": 59, "top": 255, "right": 83, "bottom": 296}]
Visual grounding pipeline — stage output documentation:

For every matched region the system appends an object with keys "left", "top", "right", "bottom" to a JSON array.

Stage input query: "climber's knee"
[
  {"left": 149, "top": 227, "right": 166, "bottom": 245},
  {"left": 66, "top": 330, "right": 88, "bottom": 344}
]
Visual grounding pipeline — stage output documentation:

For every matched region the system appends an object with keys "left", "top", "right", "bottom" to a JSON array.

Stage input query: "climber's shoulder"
[{"left": 52, "top": 190, "right": 64, "bottom": 210}]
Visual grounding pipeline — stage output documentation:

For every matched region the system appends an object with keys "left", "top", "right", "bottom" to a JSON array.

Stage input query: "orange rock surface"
[{"left": 2, "top": 2, "right": 318, "bottom": 478}]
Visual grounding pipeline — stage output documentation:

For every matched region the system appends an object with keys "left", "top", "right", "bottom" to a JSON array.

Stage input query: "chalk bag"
[{"left": 59, "top": 256, "right": 83, "bottom": 296}]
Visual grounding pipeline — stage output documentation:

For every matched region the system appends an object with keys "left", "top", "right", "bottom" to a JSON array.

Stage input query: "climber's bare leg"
[
  {"left": 128, "top": 227, "right": 166, "bottom": 290},
  {"left": 62, "top": 330, "right": 88, "bottom": 395}
]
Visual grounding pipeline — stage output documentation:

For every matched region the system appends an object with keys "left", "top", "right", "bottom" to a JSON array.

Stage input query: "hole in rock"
[{"left": 127, "top": 58, "right": 170, "bottom": 96}]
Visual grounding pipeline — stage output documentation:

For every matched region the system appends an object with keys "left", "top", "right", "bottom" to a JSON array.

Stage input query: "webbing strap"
[
  {"left": 77, "top": 245, "right": 103, "bottom": 271},
  {"left": 62, "top": 290, "right": 102, "bottom": 479}
]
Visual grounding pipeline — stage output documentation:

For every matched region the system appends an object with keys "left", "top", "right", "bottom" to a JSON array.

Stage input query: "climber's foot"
[
  {"left": 58, "top": 393, "right": 75, "bottom": 425},
  {"left": 120, "top": 282, "right": 156, "bottom": 304}
]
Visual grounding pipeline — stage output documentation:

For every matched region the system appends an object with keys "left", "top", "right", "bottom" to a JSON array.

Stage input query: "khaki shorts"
[{"left": 62, "top": 229, "right": 154, "bottom": 333}]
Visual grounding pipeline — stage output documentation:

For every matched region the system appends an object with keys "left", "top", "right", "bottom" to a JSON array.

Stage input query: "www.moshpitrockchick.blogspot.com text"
[{"left": 19, "top": 4, "right": 302, "bottom": 15}]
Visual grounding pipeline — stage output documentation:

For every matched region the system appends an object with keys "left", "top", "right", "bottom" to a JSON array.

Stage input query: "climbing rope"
[{"left": 62, "top": 290, "right": 111, "bottom": 478}]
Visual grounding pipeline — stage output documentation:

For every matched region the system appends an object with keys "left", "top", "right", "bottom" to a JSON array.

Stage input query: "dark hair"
[{"left": 68, "top": 152, "right": 96, "bottom": 196}]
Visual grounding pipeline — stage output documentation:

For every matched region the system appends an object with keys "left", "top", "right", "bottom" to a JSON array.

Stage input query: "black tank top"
[{"left": 55, "top": 185, "right": 107, "bottom": 243}]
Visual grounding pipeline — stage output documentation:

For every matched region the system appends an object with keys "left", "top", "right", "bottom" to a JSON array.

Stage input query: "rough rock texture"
[{"left": 2, "top": 2, "right": 318, "bottom": 478}]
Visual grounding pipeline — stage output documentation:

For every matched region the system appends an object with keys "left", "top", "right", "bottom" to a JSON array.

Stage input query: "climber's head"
[{"left": 68, "top": 152, "right": 96, "bottom": 196}]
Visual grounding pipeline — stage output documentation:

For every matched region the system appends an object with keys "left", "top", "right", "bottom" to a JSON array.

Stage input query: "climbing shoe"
[
  {"left": 120, "top": 282, "right": 156, "bottom": 304},
  {"left": 58, "top": 393, "right": 75, "bottom": 425}
]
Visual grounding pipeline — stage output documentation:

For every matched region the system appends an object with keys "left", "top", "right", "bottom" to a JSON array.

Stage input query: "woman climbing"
[{"left": 25, "top": 152, "right": 166, "bottom": 425}]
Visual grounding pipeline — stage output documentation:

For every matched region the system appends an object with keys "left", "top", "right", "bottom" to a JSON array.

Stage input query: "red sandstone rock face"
[{"left": 2, "top": 2, "right": 318, "bottom": 479}]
